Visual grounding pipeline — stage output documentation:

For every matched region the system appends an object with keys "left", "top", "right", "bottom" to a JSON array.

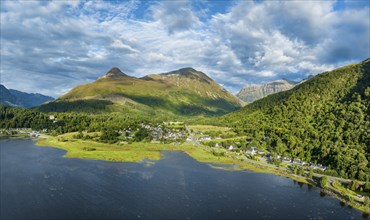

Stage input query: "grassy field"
[
  {"left": 36, "top": 135, "right": 305, "bottom": 178},
  {"left": 36, "top": 137, "right": 236, "bottom": 165},
  {"left": 36, "top": 135, "right": 277, "bottom": 175},
  {"left": 187, "top": 125, "right": 239, "bottom": 139},
  {"left": 188, "top": 125, "right": 231, "bottom": 132},
  {"left": 37, "top": 138, "right": 179, "bottom": 162}
]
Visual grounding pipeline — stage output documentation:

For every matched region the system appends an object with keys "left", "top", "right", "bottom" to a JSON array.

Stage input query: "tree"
[
  {"left": 100, "top": 128, "right": 119, "bottom": 143},
  {"left": 364, "top": 196, "right": 370, "bottom": 207},
  {"left": 364, "top": 181, "right": 370, "bottom": 192},
  {"left": 350, "top": 180, "right": 359, "bottom": 191},
  {"left": 135, "top": 127, "right": 151, "bottom": 142},
  {"left": 320, "top": 176, "right": 329, "bottom": 189},
  {"left": 292, "top": 165, "right": 298, "bottom": 174},
  {"left": 308, "top": 168, "right": 314, "bottom": 178}
]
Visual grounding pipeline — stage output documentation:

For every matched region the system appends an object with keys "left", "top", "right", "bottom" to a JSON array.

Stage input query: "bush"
[
  {"left": 364, "top": 181, "right": 370, "bottom": 192},
  {"left": 308, "top": 168, "right": 314, "bottom": 178},
  {"left": 364, "top": 196, "right": 370, "bottom": 207},
  {"left": 73, "top": 131, "right": 84, "bottom": 139},
  {"left": 58, "top": 138, "right": 68, "bottom": 142},
  {"left": 297, "top": 166, "right": 304, "bottom": 176},
  {"left": 324, "top": 169, "right": 339, "bottom": 177},
  {"left": 320, "top": 176, "right": 329, "bottom": 189},
  {"left": 350, "top": 180, "right": 359, "bottom": 191},
  {"left": 212, "top": 151, "right": 225, "bottom": 157},
  {"left": 82, "top": 147, "right": 96, "bottom": 151}
]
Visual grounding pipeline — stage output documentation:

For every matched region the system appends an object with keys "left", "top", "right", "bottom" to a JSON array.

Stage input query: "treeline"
[
  {"left": 221, "top": 59, "right": 370, "bottom": 181},
  {"left": 0, "top": 105, "right": 155, "bottom": 136},
  {"left": 35, "top": 100, "right": 113, "bottom": 113}
]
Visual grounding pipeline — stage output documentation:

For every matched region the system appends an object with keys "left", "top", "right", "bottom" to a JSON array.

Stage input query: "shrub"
[
  {"left": 320, "top": 176, "right": 329, "bottom": 189},
  {"left": 212, "top": 151, "right": 225, "bottom": 157},
  {"left": 82, "top": 147, "right": 96, "bottom": 151}
]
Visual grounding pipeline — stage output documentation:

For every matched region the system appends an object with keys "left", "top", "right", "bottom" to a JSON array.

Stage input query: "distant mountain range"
[
  {"left": 36, "top": 67, "right": 242, "bottom": 116},
  {"left": 236, "top": 79, "right": 298, "bottom": 104},
  {"left": 0, "top": 84, "right": 54, "bottom": 108}
]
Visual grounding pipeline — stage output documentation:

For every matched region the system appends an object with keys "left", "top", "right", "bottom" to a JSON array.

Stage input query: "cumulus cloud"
[
  {"left": 150, "top": 0, "right": 200, "bottom": 34},
  {"left": 208, "top": 0, "right": 369, "bottom": 86},
  {"left": 0, "top": 0, "right": 369, "bottom": 97}
]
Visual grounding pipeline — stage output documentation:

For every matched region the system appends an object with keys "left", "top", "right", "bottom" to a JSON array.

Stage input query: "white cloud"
[
  {"left": 150, "top": 0, "right": 200, "bottom": 34},
  {"left": 0, "top": 0, "right": 369, "bottom": 97}
]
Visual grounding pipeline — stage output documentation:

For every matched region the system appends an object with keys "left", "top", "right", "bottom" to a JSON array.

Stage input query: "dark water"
[{"left": 0, "top": 139, "right": 365, "bottom": 219}]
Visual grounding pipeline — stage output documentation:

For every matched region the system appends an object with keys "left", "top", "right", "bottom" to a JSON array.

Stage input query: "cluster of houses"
[
  {"left": 48, "top": 115, "right": 58, "bottom": 123},
  {"left": 0, "top": 128, "right": 45, "bottom": 138},
  {"left": 119, "top": 123, "right": 187, "bottom": 142},
  {"left": 0, "top": 130, "right": 17, "bottom": 135},
  {"left": 266, "top": 155, "right": 326, "bottom": 171},
  {"left": 118, "top": 128, "right": 136, "bottom": 139},
  {"left": 203, "top": 136, "right": 327, "bottom": 172},
  {"left": 30, "top": 131, "right": 41, "bottom": 138},
  {"left": 198, "top": 135, "right": 212, "bottom": 141},
  {"left": 197, "top": 133, "right": 222, "bottom": 141},
  {"left": 309, "top": 163, "right": 327, "bottom": 171},
  {"left": 147, "top": 124, "right": 186, "bottom": 141},
  {"left": 245, "top": 147, "right": 265, "bottom": 156}
]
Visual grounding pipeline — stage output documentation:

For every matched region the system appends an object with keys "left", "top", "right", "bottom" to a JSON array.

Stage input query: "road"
[{"left": 184, "top": 125, "right": 208, "bottom": 150}]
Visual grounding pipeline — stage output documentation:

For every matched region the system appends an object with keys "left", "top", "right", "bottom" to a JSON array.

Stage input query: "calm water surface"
[{"left": 0, "top": 139, "right": 365, "bottom": 219}]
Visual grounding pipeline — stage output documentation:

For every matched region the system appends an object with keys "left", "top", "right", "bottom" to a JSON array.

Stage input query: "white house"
[
  {"left": 199, "top": 135, "right": 211, "bottom": 141},
  {"left": 227, "top": 145, "right": 238, "bottom": 151},
  {"left": 246, "top": 147, "right": 258, "bottom": 156}
]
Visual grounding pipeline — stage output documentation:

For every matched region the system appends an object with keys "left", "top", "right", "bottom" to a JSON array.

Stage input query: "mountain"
[
  {"left": 222, "top": 58, "right": 370, "bottom": 180},
  {"left": 236, "top": 79, "right": 297, "bottom": 103},
  {"left": 0, "top": 84, "right": 18, "bottom": 106},
  {"left": 36, "top": 67, "right": 242, "bottom": 116},
  {"left": 0, "top": 84, "right": 54, "bottom": 107}
]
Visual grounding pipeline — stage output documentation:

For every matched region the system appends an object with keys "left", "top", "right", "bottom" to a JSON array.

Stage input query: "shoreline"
[{"left": 33, "top": 137, "right": 369, "bottom": 214}]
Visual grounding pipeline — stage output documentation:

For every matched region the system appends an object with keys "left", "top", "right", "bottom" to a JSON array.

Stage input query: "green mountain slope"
[
  {"left": 37, "top": 67, "right": 242, "bottom": 116},
  {"left": 222, "top": 59, "right": 370, "bottom": 180}
]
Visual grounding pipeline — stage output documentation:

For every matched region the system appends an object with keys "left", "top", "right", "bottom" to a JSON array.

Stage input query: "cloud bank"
[{"left": 0, "top": 0, "right": 369, "bottom": 97}]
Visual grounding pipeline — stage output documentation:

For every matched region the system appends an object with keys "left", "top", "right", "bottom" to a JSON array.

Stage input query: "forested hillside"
[{"left": 222, "top": 59, "right": 370, "bottom": 180}]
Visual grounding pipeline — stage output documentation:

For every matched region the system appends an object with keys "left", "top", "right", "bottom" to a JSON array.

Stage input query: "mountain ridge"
[
  {"left": 37, "top": 67, "right": 242, "bottom": 116},
  {"left": 0, "top": 84, "right": 54, "bottom": 108},
  {"left": 236, "top": 79, "right": 297, "bottom": 103}
]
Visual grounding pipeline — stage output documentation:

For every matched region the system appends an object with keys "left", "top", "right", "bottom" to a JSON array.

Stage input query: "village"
[
  {"left": 0, "top": 124, "right": 327, "bottom": 172},
  {"left": 117, "top": 122, "right": 187, "bottom": 144}
]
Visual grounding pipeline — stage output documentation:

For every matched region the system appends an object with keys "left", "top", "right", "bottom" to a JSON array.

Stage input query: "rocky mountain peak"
[
  {"left": 104, "top": 67, "right": 127, "bottom": 78},
  {"left": 237, "top": 79, "right": 297, "bottom": 103}
]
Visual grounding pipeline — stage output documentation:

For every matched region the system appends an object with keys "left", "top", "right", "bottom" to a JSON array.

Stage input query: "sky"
[{"left": 0, "top": 0, "right": 369, "bottom": 97}]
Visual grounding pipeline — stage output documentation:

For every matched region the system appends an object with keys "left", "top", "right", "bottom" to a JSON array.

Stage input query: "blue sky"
[{"left": 1, "top": 0, "right": 369, "bottom": 97}]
